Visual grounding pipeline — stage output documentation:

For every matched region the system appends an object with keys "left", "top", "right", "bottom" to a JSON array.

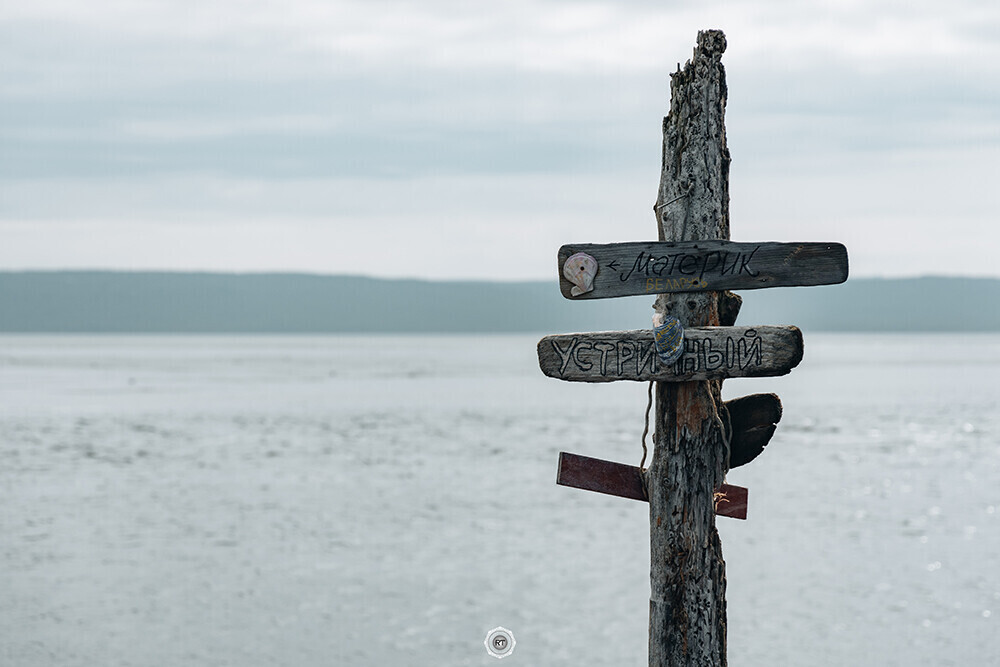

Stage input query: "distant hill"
[{"left": 0, "top": 271, "right": 998, "bottom": 333}]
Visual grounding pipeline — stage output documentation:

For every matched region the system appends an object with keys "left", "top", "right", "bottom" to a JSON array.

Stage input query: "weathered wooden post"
[
  {"left": 647, "top": 29, "right": 734, "bottom": 666},
  {"left": 536, "top": 29, "right": 848, "bottom": 666}
]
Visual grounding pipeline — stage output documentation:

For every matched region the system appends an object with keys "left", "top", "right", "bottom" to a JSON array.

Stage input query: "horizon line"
[{"left": 2, "top": 269, "right": 1000, "bottom": 283}]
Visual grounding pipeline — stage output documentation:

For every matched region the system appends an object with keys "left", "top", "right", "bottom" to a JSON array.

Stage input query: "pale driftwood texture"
[
  {"left": 558, "top": 241, "right": 847, "bottom": 299},
  {"left": 536, "top": 326, "right": 802, "bottom": 382},
  {"left": 648, "top": 30, "right": 732, "bottom": 667}
]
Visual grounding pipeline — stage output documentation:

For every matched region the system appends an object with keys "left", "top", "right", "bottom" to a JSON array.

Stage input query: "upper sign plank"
[
  {"left": 558, "top": 241, "right": 848, "bottom": 299},
  {"left": 537, "top": 326, "right": 803, "bottom": 383}
]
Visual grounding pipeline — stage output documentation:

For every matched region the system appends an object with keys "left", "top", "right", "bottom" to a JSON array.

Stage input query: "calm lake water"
[{"left": 1, "top": 333, "right": 999, "bottom": 666}]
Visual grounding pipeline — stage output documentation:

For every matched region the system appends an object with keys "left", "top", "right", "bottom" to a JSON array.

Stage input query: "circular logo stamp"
[{"left": 484, "top": 626, "right": 515, "bottom": 659}]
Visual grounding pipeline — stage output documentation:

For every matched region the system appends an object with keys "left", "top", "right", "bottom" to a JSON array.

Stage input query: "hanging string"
[
  {"left": 639, "top": 381, "right": 654, "bottom": 501},
  {"left": 640, "top": 380, "right": 653, "bottom": 470}
]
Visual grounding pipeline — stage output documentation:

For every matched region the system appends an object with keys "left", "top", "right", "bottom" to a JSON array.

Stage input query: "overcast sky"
[{"left": 2, "top": 1, "right": 998, "bottom": 280}]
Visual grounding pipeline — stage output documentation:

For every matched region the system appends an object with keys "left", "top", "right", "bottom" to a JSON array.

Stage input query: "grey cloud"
[
  {"left": 2, "top": 2, "right": 999, "bottom": 279},
  {"left": 4, "top": 9, "right": 998, "bottom": 184},
  {"left": 5, "top": 62, "right": 996, "bottom": 182}
]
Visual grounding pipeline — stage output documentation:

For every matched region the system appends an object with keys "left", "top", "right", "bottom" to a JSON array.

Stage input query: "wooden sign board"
[
  {"left": 726, "top": 392, "right": 782, "bottom": 468},
  {"left": 556, "top": 452, "right": 747, "bottom": 519},
  {"left": 558, "top": 241, "right": 848, "bottom": 300},
  {"left": 537, "top": 326, "right": 802, "bottom": 383}
]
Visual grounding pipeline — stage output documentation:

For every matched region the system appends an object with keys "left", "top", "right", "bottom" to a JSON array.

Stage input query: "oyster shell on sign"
[
  {"left": 652, "top": 313, "right": 685, "bottom": 365},
  {"left": 563, "top": 252, "right": 598, "bottom": 297}
]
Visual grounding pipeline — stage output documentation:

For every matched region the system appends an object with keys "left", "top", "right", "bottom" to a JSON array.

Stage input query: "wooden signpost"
[
  {"left": 558, "top": 240, "right": 848, "bottom": 300},
  {"left": 536, "top": 31, "right": 848, "bottom": 666},
  {"left": 538, "top": 326, "right": 803, "bottom": 382}
]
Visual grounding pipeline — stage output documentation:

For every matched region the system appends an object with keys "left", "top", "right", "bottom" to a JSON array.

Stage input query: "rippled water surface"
[{"left": 2, "top": 334, "right": 999, "bottom": 666}]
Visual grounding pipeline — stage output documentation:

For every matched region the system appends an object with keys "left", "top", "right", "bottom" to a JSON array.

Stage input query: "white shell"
[{"left": 563, "top": 252, "right": 598, "bottom": 296}]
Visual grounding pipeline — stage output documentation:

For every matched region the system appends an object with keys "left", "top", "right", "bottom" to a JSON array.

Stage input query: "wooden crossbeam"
[
  {"left": 556, "top": 452, "right": 748, "bottom": 519},
  {"left": 558, "top": 240, "right": 848, "bottom": 300},
  {"left": 537, "top": 326, "right": 802, "bottom": 383}
]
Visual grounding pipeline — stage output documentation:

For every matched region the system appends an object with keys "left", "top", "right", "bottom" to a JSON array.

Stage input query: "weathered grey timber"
[
  {"left": 536, "top": 326, "right": 802, "bottom": 382},
  {"left": 647, "top": 30, "right": 732, "bottom": 667},
  {"left": 557, "top": 241, "right": 847, "bottom": 299},
  {"left": 555, "top": 452, "right": 748, "bottom": 519}
]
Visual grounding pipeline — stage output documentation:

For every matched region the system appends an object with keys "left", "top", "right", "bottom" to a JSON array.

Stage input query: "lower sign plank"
[
  {"left": 556, "top": 452, "right": 747, "bottom": 519},
  {"left": 538, "top": 326, "right": 802, "bottom": 383}
]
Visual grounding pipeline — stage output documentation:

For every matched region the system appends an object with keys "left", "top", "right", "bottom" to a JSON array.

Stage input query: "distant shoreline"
[{"left": 2, "top": 271, "right": 998, "bottom": 333}]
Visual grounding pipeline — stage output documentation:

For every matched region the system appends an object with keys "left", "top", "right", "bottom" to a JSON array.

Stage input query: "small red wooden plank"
[
  {"left": 715, "top": 483, "right": 748, "bottom": 520},
  {"left": 556, "top": 452, "right": 747, "bottom": 520},
  {"left": 557, "top": 451, "right": 647, "bottom": 500}
]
